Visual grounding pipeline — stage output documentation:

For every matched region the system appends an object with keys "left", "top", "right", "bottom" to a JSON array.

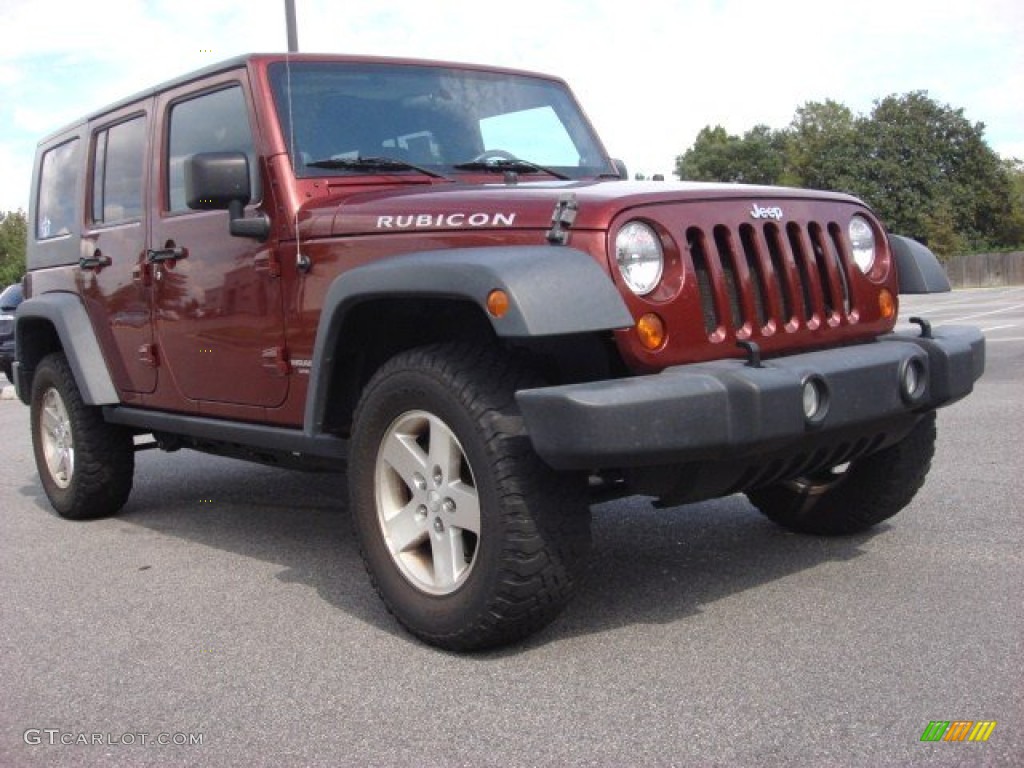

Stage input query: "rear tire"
[
  {"left": 30, "top": 352, "right": 134, "bottom": 519},
  {"left": 746, "top": 413, "right": 936, "bottom": 535},
  {"left": 348, "top": 344, "right": 591, "bottom": 651}
]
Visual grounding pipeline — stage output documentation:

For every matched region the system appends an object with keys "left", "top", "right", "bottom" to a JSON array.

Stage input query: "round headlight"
[
  {"left": 615, "top": 221, "right": 664, "bottom": 295},
  {"left": 848, "top": 215, "right": 876, "bottom": 273}
]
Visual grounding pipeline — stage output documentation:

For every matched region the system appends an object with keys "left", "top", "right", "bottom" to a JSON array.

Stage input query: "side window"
[
  {"left": 36, "top": 139, "right": 80, "bottom": 240},
  {"left": 92, "top": 115, "right": 146, "bottom": 224},
  {"left": 167, "top": 85, "right": 259, "bottom": 212}
]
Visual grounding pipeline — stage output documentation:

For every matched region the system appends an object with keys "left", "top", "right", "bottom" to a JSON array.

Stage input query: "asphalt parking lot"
[{"left": 1, "top": 286, "right": 1021, "bottom": 767}]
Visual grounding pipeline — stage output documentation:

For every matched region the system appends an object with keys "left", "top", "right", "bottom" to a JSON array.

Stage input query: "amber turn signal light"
[
  {"left": 486, "top": 289, "right": 510, "bottom": 318},
  {"left": 878, "top": 288, "right": 895, "bottom": 320},
  {"left": 636, "top": 313, "right": 666, "bottom": 350}
]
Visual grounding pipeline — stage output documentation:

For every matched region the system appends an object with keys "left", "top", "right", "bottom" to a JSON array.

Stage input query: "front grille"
[{"left": 686, "top": 220, "right": 857, "bottom": 341}]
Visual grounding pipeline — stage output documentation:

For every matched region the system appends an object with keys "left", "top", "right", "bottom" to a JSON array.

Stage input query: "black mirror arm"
[{"left": 228, "top": 199, "right": 271, "bottom": 241}]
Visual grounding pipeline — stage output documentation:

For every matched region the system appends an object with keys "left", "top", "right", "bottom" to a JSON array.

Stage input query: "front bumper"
[{"left": 516, "top": 325, "right": 984, "bottom": 470}]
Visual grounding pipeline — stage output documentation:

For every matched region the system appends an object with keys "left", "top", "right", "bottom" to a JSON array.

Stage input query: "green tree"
[
  {"left": 997, "top": 157, "right": 1024, "bottom": 247},
  {"left": 675, "top": 124, "right": 785, "bottom": 184},
  {"left": 783, "top": 100, "right": 862, "bottom": 192},
  {"left": 0, "top": 210, "right": 28, "bottom": 286},
  {"left": 856, "top": 91, "right": 1011, "bottom": 254}
]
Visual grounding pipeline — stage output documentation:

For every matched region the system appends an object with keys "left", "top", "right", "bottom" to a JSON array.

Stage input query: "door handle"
[
  {"left": 146, "top": 246, "right": 189, "bottom": 263},
  {"left": 79, "top": 251, "right": 112, "bottom": 270}
]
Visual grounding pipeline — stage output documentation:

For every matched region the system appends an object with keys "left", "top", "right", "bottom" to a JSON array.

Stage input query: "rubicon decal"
[
  {"left": 376, "top": 212, "right": 517, "bottom": 229},
  {"left": 750, "top": 203, "right": 784, "bottom": 220}
]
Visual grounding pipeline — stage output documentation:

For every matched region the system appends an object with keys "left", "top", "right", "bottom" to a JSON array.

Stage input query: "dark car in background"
[{"left": 1, "top": 282, "right": 23, "bottom": 383}]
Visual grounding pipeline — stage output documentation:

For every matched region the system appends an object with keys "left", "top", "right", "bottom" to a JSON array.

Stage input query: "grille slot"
[{"left": 687, "top": 227, "right": 718, "bottom": 336}]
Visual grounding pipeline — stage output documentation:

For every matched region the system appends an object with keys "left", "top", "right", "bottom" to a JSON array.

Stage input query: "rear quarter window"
[{"left": 36, "top": 139, "right": 81, "bottom": 240}]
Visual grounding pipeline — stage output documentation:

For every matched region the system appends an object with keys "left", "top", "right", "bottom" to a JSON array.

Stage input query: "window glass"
[
  {"left": 167, "top": 86, "right": 259, "bottom": 212},
  {"left": 92, "top": 116, "right": 146, "bottom": 223},
  {"left": 36, "top": 139, "right": 80, "bottom": 239}
]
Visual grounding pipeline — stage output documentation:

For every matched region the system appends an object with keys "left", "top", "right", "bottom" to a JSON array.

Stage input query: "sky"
[{"left": 1, "top": 0, "right": 1022, "bottom": 212}]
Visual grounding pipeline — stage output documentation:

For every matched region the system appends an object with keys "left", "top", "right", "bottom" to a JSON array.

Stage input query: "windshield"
[{"left": 268, "top": 61, "right": 614, "bottom": 180}]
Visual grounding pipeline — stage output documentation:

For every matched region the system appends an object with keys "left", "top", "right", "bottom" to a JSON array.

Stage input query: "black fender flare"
[
  {"left": 304, "top": 245, "right": 633, "bottom": 433},
  {"left": 889, "top": 234, "right": 951, "bottom": 294},
  {"left": 14, "top": 293, "right": 119, "bottom": 405}
]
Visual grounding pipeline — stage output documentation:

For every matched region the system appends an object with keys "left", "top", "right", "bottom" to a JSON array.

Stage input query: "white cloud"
[{"left": 0, "top": 144, "right": 32, "bottom": 212}]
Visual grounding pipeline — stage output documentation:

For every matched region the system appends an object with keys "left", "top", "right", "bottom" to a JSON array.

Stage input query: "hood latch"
[{"left": 546, "top": 193, "right": 578, "bottom": 245}]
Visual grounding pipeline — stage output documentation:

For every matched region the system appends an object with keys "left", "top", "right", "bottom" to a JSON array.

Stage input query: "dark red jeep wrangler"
[{"left": 15, "top": 54, "right": 984, "bottom": 649}]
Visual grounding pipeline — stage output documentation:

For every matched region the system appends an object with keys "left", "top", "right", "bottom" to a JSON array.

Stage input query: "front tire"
[
  {"left": 30, "top": 352, "right": 134, "bottom": 519},
  {"left": 746, "top": 413, "right": 937, "bottom": 535},
  {"left": 348, "top": 344, "right": 590, "bottom": 651}
]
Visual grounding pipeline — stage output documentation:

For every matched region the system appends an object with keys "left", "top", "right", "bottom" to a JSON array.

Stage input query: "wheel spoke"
[
  {"left": 427, "top": 414, "right": 462, "bottom": 484},
  {"left": 383, "top": 502, "right": 429, "bottom": 554},
  {"left": 431, "top": 527, "right": 465, "bottom": 590},
  {"left": 41, "top": 403, "right": 61, "bottom": 435},
  {"left": 445, "top": 481, "right": 480, "bottom": 535},
  {"left": 56, "top": 445, "right": 74, "bottom": 484},
  {"left": 380, "top": 429, "right": 429, "bottom": 485}
]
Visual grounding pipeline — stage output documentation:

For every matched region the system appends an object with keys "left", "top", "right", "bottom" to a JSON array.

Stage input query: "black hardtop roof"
[{"left": 37, "top": 52, "right": 564, "bottom": 146}]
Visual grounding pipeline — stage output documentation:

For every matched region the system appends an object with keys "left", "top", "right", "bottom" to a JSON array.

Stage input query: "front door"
[{"left": 148, "top": 76, "right": 287, "bottom": 409}]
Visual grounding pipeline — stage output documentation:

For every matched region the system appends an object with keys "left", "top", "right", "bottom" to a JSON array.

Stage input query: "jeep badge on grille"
[{"left": 751, "top": 203, "right": 784, "bottom": 220}]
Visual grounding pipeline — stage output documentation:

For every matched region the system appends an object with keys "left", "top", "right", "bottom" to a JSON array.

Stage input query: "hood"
[{"left": 296, "top": 179, "right": 863, "bottom": 239}]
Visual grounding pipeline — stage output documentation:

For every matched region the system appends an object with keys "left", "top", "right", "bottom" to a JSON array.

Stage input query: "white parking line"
[
  {"left": 980, "top": 324, "right": 1017, "bottom": 332},
  {"left": 940, "top": 303, "right": 1024, "bottom": 323}
]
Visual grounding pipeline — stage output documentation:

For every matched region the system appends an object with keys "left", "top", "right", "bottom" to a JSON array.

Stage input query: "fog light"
[
  {"left": 636, "top": 313, "right": 666, "bottom": 350},
  {"left": 802, "top": 376, "right": 828, "bottom": 425},
  {"left": 900, "top": 358, "right": 926, "bottom": 403}
]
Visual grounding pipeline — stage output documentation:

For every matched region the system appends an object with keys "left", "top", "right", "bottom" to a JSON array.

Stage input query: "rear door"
[
  {"left": 148, "top": 73, "right": 288, "bottom": 408},
  {"left": 79, "top": 103, "right": 155, "bottom": 395}
]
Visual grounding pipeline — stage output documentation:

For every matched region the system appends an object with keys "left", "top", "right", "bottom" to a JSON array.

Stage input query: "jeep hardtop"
[{"left": 15, "top": 53, "right": 984, "bottom": 649}]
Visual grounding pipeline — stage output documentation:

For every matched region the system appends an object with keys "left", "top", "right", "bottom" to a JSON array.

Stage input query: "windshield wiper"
[
  {"left": 452, "top": 158, "right": 570, "bottom": 180},
  {"left": 305, "top": 156, "right": 451, "bottom": 180}
]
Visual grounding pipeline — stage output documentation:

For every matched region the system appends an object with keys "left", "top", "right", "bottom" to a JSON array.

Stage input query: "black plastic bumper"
[{"left": 516, "top": 326, "right": 985, "bottom": 470}]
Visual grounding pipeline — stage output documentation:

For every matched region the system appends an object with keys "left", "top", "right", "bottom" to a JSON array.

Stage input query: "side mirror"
[
  {"left": 184, "top": 152, "right": 270, "bottom": 240},
  {"left": 612, "top": 158, "right": 628, "bottom": 180}
]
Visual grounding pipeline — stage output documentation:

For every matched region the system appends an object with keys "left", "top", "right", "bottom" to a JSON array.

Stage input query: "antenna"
[
  {"left": 284, "top": 0, "right": 299, "bottom": 52},
  {"left": 283, "top": 2, "right": 303, "bottom": 272}
]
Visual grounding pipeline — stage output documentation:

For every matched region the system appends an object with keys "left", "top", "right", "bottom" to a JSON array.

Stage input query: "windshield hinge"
[{"left": 546, "top": 193, "right": 578, "bottom": 245}]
